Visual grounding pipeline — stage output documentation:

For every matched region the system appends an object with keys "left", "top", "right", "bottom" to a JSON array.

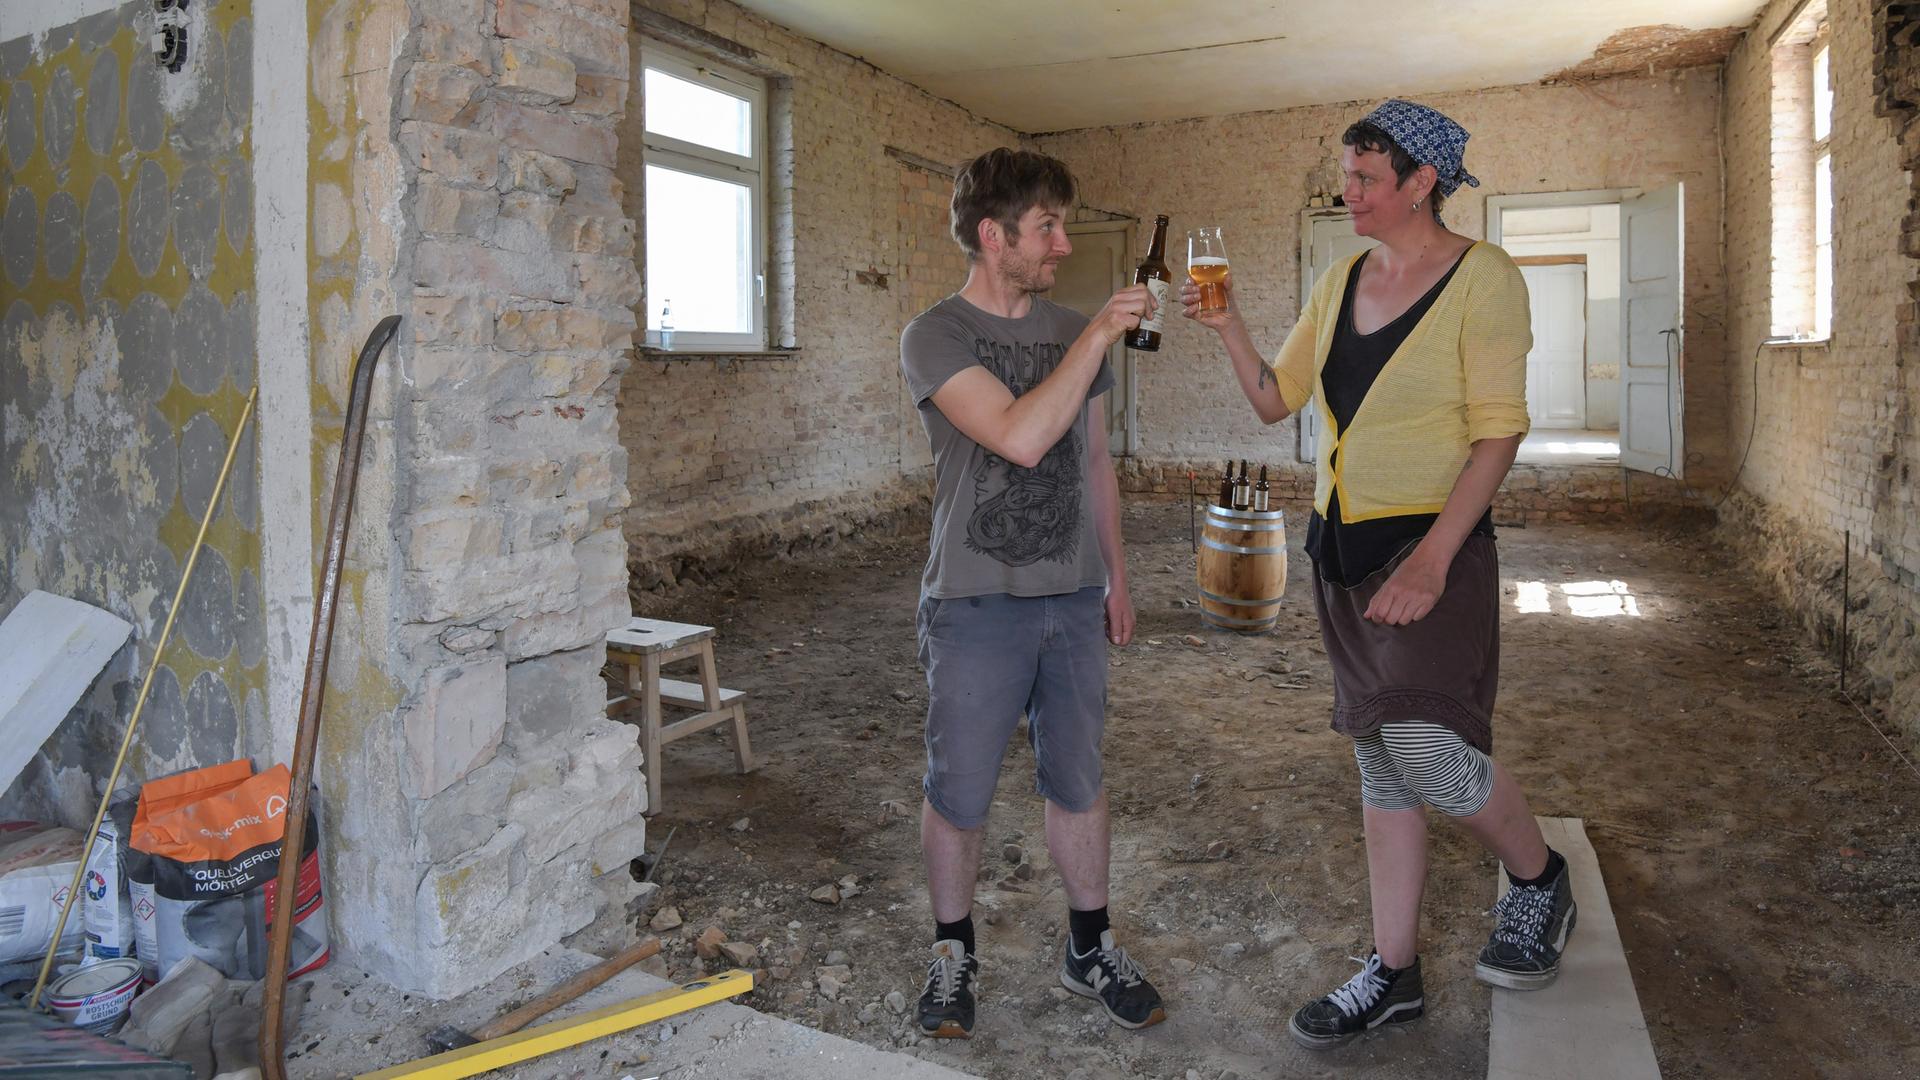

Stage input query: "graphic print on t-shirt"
[{"left": 963, "top": 334, "right": 1083, "bottom": 567}]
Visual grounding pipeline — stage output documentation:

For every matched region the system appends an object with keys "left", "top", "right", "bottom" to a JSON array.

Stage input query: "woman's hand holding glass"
[{"left": 1179, "top": 272, "right": 1239, "bottom": 332}]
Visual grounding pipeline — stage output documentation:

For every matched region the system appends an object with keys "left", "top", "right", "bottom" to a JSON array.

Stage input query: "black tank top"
[{"left": 1305, "top": 248, "right": 1493, "bottom": 588}]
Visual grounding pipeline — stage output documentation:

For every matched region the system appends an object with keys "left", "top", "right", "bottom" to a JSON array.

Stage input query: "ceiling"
[{"left": 724, "top": 1, "right": 1769, "bottom": 133}]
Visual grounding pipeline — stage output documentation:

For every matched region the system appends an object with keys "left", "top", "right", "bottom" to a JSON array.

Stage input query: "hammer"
[{"left": 426, "top": 936, "right": 663, "bottom": 1053}]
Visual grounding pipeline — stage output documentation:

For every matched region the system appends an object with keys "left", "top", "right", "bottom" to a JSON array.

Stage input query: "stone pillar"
[{"left": 314, "top": 0, "right": 643, "bottom": 998}]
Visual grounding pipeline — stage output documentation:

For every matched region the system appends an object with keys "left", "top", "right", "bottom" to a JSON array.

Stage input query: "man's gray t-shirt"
[{"left": 900, "top": 294, "right": 1114, "bottom": 600}]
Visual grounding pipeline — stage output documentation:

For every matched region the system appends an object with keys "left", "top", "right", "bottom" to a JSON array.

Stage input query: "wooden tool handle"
[{"left": 471, "top": 936, "right": 664, "bottom": 1042}]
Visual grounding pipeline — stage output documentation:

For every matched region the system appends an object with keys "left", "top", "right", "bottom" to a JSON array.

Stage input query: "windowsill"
[
  {"left": 1762, "top": 336, "right": 1829, "bottom": 349},
  {"left": 639, "top": 345, "right": 801, "bottom": 362}
]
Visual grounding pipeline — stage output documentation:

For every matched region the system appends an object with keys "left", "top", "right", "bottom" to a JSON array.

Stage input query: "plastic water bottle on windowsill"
[{"left": 659, "top": 299, "right": 674, "bottom": 351}]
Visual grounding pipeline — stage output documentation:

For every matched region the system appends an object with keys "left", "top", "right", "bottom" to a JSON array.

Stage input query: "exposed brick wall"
[
  {"left": 616, "top": 1, "right": 1015, "bottom": 586},
  {"left": 1719, "top": 0, "right": 1920, "bottom": 733}
]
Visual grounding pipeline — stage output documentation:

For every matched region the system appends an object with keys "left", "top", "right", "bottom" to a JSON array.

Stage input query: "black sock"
[
  {"left": 1508, "top": 848, "right": 1566, "bottom": 890},
  {"left": 1372, "top": 950, "right": 1411, "bottom": 977},
  {"left": 1068, "top": 906, "right": 1110, "bottom": 954},
  {"left": 935, "top": 915, "right": 975, "bottom": 957}
]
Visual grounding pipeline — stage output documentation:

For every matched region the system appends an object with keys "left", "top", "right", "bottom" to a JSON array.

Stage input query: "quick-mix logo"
[{"left": 197, "top": 794, "right": 286, "bottom": 843}]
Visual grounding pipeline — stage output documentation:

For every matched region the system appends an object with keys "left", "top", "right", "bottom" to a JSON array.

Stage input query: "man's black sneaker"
[
  {"left": 1476, "top": 860, "right": 1578, "bottom": 990},
  {"left": 1287, "top": 952, "right": 1425, "bottom": 1050},
  {"left": 1060, "top": 929, "right": 1167, "bottom": 1030},
  {"left": 917, "top": 939, "right": 978, "bottom": 1038}
]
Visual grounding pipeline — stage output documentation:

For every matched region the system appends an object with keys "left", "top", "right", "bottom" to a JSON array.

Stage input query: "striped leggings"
[{"left": 1353, "top": 720, "right": 1496, "bottom": 817}]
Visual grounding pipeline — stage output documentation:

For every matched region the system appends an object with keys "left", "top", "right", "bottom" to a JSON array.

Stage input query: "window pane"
[
  {"left": 1813, "top": 46, "right": 1832, "bottom": 143},
  {"left": 645, "top": 164, "right": 755, "bottom": 335},
  {"left": 1814, "top": 153, "right": 1832, "bottom": 338},
  {"left": 644, "top": 67, "right": 753, "bottom": 158}
]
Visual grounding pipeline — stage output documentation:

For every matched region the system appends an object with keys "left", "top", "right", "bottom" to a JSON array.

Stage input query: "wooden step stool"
[{"left": 606, "top": 617, "right": 754, "bottom": 813}]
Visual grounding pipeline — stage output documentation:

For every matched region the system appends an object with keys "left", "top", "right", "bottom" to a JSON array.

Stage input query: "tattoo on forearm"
[{"left": 1258, "top": 364, "right": 1274, "bottom": 390}]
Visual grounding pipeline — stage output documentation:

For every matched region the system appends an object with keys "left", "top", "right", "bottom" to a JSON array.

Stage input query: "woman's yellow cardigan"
[{"left": 1269, "top": 241, "right": 1534, "bottom": 523}]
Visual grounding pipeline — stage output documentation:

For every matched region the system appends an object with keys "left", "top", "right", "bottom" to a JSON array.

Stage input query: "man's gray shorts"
[{"left": 916, "top": 586, "right": 1107, "bottom": 830}]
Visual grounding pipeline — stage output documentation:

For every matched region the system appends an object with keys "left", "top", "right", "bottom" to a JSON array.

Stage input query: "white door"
[
  {"left": 1618, "top": 183, "right": 1684, "bottom": 477},
  {"left": 1052, "top": 222, "right": 1132, "bottom": 455},
  {"left": 1299, "top": 211, "right": 1378, "bottom": 461},
  {"left": 1519, "top": 264, "right": 1587, "bottom": 428}
]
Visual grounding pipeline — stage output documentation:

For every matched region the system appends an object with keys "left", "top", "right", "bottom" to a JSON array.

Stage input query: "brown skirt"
[{"left": 1310, "top": 534, "right": 1500, "bottom": 754}]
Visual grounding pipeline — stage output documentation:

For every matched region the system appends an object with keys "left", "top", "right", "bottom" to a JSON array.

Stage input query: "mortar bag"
[
  {"left": 123, "top": 761, "right": 253, "bottom": 984},
  {"left": 81, "top": 794, "right": 137, "bottom": 964},
  {"left": 0, "top": 821, "right": 85, "bottom": 964},
  {"left": 130, "top": 763, "right": 331, "bottom": 982}
]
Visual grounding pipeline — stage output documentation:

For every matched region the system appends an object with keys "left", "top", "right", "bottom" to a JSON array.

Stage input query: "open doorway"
[
  {"left": 1497, "top": 201, "right": 1623, "bottom": 465},
  {"left": 1491, "top": 186, "right": 1688, "bottom": 478}
]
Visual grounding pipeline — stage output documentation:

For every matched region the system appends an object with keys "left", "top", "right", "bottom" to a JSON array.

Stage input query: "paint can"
[{"left": 44, "top": 957, "right": 142, "bottom": 1034}]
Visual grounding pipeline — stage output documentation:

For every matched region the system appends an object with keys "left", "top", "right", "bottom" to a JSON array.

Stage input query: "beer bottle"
[
  {"left": 1217, "top": 459, "right": 1235, "bottom": 509},
  {"left": 1255, "top": 465, "right": 1270, "bottom": 512},
  {"left": 1233, "top": 460, "right": 1251, "bottom": 511},
  {"left": 1125, "top": 215, "right": 1172, "bottom": 352}
]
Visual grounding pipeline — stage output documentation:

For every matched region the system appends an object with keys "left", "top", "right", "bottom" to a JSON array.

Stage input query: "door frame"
[
  {"left": 1485, "top": 189, "right": 1635, "bottom": 244},
  {"left": 1064, "top": 219, "right": 1138, "bottom": 456}
]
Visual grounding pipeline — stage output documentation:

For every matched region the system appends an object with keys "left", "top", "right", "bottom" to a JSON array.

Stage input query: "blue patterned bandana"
[{"left": 1358, "top": 99, "right": 1480, "bottom": 198}]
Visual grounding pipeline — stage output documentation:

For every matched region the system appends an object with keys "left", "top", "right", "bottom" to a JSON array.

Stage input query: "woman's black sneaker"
[
  {"left": 1288, "top": 951, "right": 1425, "bottom": 1050},
  {"left": 917, "top": 939, "right": 978, "bottom": 1038},
  {"left": 1060, "top": 930, "right": 1167, "bottom": 1029},
  {"left": 1476, "top": 862, "right": 1577, "bottom": 990}
]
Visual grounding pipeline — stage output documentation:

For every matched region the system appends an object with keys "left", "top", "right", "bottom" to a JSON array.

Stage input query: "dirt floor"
[{"left": 624, "top": 498, "right": 1920, "bottom": 1080}]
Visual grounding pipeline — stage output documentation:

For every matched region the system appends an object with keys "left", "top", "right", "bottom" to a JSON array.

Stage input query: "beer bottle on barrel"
[
  {"left": 1234, "top": 460, "right": 1251, "bottom": 511},
  {"left": 1126, "top": 215, "right": 1172, "bottom": 352},
  {"left": 1217, "top": 459, "right": 1235, "bottom": 509},
  {"left": 1255, "top": 466, "right": 1270, "bottom": 512}
]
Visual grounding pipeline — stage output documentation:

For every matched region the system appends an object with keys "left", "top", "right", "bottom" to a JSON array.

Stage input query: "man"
[{"left": 898, "top": 146, "right": 1165, "bottom": 1040}]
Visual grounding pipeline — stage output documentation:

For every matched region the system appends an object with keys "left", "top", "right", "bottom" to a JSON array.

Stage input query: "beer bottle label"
[{"left": 1138, "top": 278, "right": 1170, "bottom": 334}]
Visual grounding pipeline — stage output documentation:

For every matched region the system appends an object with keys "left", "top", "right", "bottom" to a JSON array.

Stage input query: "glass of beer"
[{"left": 1188, "top": 227, "right": 1230, "bottom": 315}]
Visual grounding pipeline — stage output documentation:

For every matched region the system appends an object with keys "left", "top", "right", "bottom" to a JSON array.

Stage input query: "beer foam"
[{"left": 1189, "top": 257, "right": 1229, "bottom": 267}]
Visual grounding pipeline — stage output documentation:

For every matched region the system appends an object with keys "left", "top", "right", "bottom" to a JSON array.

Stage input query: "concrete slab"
[
  {"left": 1487, "top": 816, "right": 1662, "bottom": 1080},
  {"left": 0, "top": 591, "right": 132, "bottom": 796},
  {"left": 289, "top": 946, "right": 982, "bottom": 1080}
]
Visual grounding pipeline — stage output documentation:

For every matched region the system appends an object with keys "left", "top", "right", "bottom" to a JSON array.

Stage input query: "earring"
[{"left": 1412, "top": 199, "right": 1422, "bottom": 211}]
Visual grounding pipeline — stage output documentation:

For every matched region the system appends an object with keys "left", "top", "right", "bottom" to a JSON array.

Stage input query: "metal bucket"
[{"left": 45, "top": 957, "right": 142, "bottom": 1034}]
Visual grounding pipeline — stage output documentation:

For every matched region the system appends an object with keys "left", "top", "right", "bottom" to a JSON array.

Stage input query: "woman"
[{"left": 1181, "top": 99, "right": 1574, "bottom": 1050}]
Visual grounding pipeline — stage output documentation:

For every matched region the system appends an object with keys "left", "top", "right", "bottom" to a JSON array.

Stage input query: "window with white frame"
[
  {"left": 1811, "top": 37, "right": 1833, "bottom": 340},
  {"left": 640, "top": 43, "right": 767, "bottom": 350},
  {"left": 1768, "top": 2, "right": 1831, "bottom": 342}
]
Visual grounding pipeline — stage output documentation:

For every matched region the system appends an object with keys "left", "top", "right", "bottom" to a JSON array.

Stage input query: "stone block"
[
  {"left": 501, "top": 591, "right": 626, "bottom": 661},
  {"left": 496, "top": 306, "right": 627, "bottom": 352},
  {"left": 505, "top": 645, "right": 604, "bottom": 743},
  {"left": 493, "top": 0, "right": 626, "bottom": 76},
  {"left": 405, "top": 510, "right": 505, "bottom": 570},
  {"left": 572, "top": 73, "right": 626, "bottom": 117},
  {"left": 488, "top": 101, "right": 617, "bottom": 166},
  {"left": 401, "top": 62, "right": 485, "bottom": 125},
  {"left": 413, "top": 752, "right": 515, "bottom": 864},
  {"left": 419, "top": 180, "right": 500, "bottom": 237},
  {"left": 414, "top": 239, "right": 571, "bottom": 301},
  {"left": 401, "top": 655, "right": 508, "bottom": 799},
  {"left": 575, "top": 254, "right": 642, "bottom": 308},
  {"left": 501, "top": 148, "right": 577, "bottom": 196},
  {"left": 589, "top": 815, "right": 647, "bottom": 876},
  {"left": 499, "top": 41, "right": 577, "bottom": 105},
  {"left": 401, "top": 120, "right": 501, "bottom": 187},
  {"left": 412, "top": 294, "right": 496, "bottom": 348},
  {"left": 411, "top": 824, "right": 598, "bottom": 998},
  {"left": 492, "top": 192, "right": 563, "bottom": 253}
]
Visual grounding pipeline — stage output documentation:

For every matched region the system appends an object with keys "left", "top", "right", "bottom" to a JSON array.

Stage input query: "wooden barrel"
[{"left": 1196, "top": 505, "right": 1288, "bottom": 633}]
